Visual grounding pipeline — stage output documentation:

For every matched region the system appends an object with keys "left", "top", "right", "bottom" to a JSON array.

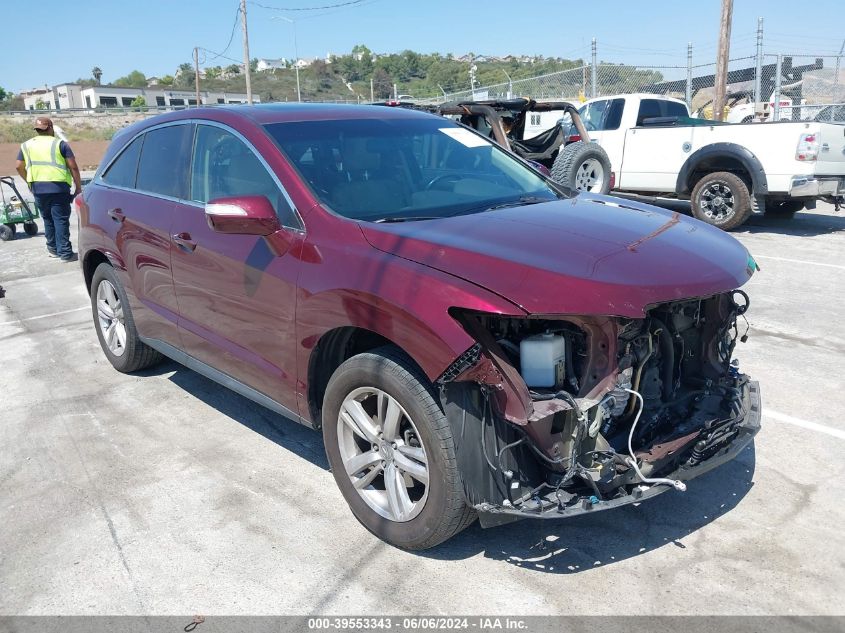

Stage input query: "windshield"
[{"left": 265, "top": 117, "right": 564, "bottom": 222}]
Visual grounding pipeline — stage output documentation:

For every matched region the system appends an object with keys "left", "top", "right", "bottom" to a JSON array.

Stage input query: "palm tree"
[{"left": 92, "top": 67, "right": 103, "bottom": 85}]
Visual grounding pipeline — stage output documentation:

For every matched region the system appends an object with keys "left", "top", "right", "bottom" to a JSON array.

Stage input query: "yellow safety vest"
[{"left": 20, "top": 135, "right": 72, "bottom": 186}]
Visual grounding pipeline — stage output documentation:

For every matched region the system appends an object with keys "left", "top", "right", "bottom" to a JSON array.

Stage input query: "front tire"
[
  {"left": 691, "top": 171, "right": 752, "bottom": 230},
  {"left": 322, "top": 346, "right": 475, "bottom": 550},
  {"left": 550, "top": 141, "right": 612, "bottom": 194},
  {"left": 90, "top": 263, "right": 163, "bottom": 373},
  {"left": 23, "top": 221, "right": 38, "bottom": 236}
]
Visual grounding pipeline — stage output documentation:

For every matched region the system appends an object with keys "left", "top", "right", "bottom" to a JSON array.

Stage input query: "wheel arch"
[
  {"left": 83, "top": 248, "right": 126, "bottom": 295},
  {"left": 676, "top": 143, "right": 767, "bottom": 197},
  {"left": 307, "top": 326, "right": 418, "bottom": 428}
]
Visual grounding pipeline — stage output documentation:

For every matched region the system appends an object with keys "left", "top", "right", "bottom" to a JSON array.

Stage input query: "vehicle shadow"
[
  {"left": 739, "top": 210, "right": 845, "bottom": 237},
  {"left": 136, "top": 359, "right": 755, "bottom": 574},
  {"left": 640, "top": 197, "right": 845, "bottom": 237},
  {"left": 422, "top": 444, "right": 756, "bottom": 574},
  {"left": 137, "top": 359, "right": 330, "bottom": 470}
]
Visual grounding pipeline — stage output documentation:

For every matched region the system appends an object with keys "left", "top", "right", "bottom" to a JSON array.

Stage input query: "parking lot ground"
[{"left": 1, "top": 201, "right": 844, "bottom": 615}]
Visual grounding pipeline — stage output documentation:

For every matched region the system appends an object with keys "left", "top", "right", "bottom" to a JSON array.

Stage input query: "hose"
[
  {"left": 627, "top": 332, "right": 653, "bottom": 415},
  {"left": 623, "top": 388, "right": 687, "bottom": 492}
]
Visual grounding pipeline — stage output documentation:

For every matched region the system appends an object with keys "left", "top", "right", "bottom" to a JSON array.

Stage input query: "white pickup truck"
[{"left": 574, "top": 93, "right": 845, "bottom": 229}]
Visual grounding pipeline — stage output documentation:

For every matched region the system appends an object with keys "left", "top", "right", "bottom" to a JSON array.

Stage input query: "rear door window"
[
  {"left": 136, "top": 124, "right": 191, "bottom": 199},
  {"left": 637, "top": 99, "right": 688, "bottom": 125},
  {"left": 101, "top": 136, "right": 143, "bottom": 189}
]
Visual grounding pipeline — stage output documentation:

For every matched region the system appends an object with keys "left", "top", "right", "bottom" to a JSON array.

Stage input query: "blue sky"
[{"left": 2, "top": 0, "right": 844, "bottom": 93}]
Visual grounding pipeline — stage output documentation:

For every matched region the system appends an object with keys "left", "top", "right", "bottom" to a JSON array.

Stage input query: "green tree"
[
  {"left": 92, "top": 66, "right": 103, "bottom": 85},
  {"left": 312, "top": 59, "right": 333, "bottom": 90},
  {"left": 159, "top": 75, "right": 174, "bottom": 86},
  {"left": 113, "top": 70, "right": 147, "bottom": 88},
  {"left": 0, "top": 86, "right": 7, "bottom": 102},
  {"left": 225, "top": 64, "right": 240, "bottom": 75},
  {"left": 205, "top": 66, "right": 222, "bottom": 80},
  {"left": 176, "top": 63, "right": 195, "bottom": 87},
  {"left": 372, "top": 68, "right": 393, "bottom": 99},
  {"left": 249, "top": 58, "right": 259, "bottom": 73},
  {"left": 130, "top": 96, "right": 146, "bottom": 108}
]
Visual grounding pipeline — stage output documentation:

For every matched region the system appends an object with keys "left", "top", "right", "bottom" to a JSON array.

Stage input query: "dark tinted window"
[
  {"left": 604, "top": 98, "right": 625, "bottom": 130},
  {"left": 136, "top": 125, "right": 190, "bottom": 198},
  {"left": 636, "top": 99, "right": 688, "bottom": 125},
  {"left": 102, "top": 135, "right": 143, "bottom": 188},
  {"left": 190, "top": 124, "right": 299, "bottom": 228}
]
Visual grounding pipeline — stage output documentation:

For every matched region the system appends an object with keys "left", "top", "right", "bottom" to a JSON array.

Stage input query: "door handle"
[
  {"left": 172, "top": 232, "right": 197, "bottom": 252},
  {"left": 107, "top": 208, "right": 125, "bottom": 223}
]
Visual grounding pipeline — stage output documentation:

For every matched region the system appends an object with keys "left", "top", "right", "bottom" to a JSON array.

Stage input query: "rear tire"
[
  {"left": 0, "top": 224, "right": 15, "bottom": 241},
  {"left": 322, "top": 346, "right": 475, "bottom": 550},
  {"left": 690, "top": 171, "right": 752, "bottom": 230},
  {"left": 550, "top": 141, "right": 612, "bottom": 194},
  {"left": 23, "top": 221, "right": 38, "bottom": 236},
  {"left": 90, "top": 263, "right": 163, "bottom": 373}
]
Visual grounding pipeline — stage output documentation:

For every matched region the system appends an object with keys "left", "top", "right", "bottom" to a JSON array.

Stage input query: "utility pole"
[
  {"left": 686, "top": 42, "right": 693, "bottom": 109},
  {"left": 193, "top": 46, "right": 201, "bottom": 107},
  {"left": 370, "top": 77, "right": 374, "bottom": 101},
  {"left": 240, "top": 0, "right": 253, "bottom": 104},
  {"left": 712, "top": 0, "right": 733, "bottom": 122},
  {"left": 833, "top": 39, "right": 845, "bottom": 120},
  {"left": 590, "top": 38, "right": 597, "bottom": 98},
  {"left": 273, "top": 16, "right": 301, "bottom": 102},
  {"left": 753, "top": 17, "right": 764, "bottom": 107}
]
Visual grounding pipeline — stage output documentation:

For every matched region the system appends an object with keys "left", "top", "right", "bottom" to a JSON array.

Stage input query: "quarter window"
[
  {"left": 136, "top": 125, "right": 190, "bottom": 198},
  {"left": 190, "top": 125, "right": 298, "bottom": 228},
  {"left": 101, "top": 135, "right": 143, "bottom": 189}
]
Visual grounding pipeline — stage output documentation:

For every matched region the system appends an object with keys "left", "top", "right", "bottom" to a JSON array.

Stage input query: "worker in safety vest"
[{"left": 15, "top": 116, "right": 82, "bottom": 262}]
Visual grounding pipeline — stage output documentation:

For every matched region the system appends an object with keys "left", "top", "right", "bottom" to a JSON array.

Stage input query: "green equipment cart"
[{"left": 0, "top": 176, "right": 39, "bottom": 241}]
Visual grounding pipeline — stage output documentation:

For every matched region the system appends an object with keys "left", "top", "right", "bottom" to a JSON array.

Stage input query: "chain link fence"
[{"left": 421, "top": 50, "right": 845, "bottom": 124}]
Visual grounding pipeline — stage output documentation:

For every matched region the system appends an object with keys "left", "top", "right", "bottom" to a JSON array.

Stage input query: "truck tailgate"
[{"left": 817, "top": 123, "right": 845, "bottom": 175}]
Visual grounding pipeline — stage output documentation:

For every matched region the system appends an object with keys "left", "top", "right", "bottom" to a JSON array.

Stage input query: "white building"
[
  {"left": 256, "top": 58, "right": 288, "bottom": 71},
  {"left": 23, "top": 84, "right": 258, "bottom": 111}
]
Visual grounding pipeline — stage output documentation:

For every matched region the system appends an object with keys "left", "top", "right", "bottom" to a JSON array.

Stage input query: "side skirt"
[{"left": 139, "top": 336, "right": 312, "bottom": 428}]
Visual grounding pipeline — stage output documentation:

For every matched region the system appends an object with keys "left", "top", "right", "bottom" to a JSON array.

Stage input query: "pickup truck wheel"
[
  {"left": 322, "top": 346, "right": 475, "bottom": 550},
  {"left": 90, "top": 263, "right": 163, "bottom": 373},
  {"left": 551, "top": 141, "right": 612, "bottom": 194},
  {"left": 691, "top": 172, "right": 752, "bottom": 230},
  {"left": 765, "top": 200, "right": 804, "bottom": 217}
]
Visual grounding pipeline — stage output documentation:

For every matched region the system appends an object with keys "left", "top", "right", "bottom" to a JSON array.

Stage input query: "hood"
[{"left": 359, "top": 194, "right": 756, "bottom": 317}]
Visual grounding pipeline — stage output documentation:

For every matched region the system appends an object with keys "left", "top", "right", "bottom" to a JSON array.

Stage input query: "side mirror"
[{"left": 205, "top": 195, "right": 281, "bottom": 236}]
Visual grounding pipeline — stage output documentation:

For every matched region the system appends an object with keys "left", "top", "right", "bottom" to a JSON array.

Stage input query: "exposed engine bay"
[{"left": 439, "top": 291, "right": 761, "bottom": 526}]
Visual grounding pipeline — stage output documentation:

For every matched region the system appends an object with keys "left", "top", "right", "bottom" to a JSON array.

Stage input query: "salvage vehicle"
[
  {"left": 77, "top": 104, "right": 761, "bottom": 549},
  {"left": 578, "top": 93, "right": 845, "bottom": 229},
  {"left": 384, "top": 98, "right": 613, "bottom": 195}
]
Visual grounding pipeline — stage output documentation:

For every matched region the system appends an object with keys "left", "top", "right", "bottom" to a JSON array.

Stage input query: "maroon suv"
[{"left": 78, "top": 104, "right": 761, "bottom": 549}]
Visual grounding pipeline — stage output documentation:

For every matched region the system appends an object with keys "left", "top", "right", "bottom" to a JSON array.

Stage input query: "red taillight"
[
  {"left": 609, "top": 171, "right": 616, "bottom": 190},
  {"left": 796, "top": 132, "right": 819, "bottom": 161},
  {"left": 567, "top": 134, "right": 581, "bottom": 143}
]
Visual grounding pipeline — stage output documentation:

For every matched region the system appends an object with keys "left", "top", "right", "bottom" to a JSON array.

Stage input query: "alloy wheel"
[
  {"left": 337, "top": 387, "right": 429, "bottom": 522},
  {"left": 575, "top": 158, "right": 605, "bottom": 192},
  {"left": 699, "top": 182, "right": 736, "bottom": 222},
  {"left": 96, "top": 280, "right": 127, "bottom": 357}
]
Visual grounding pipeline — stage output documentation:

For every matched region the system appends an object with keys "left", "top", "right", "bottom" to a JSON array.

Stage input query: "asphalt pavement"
[{"left": 1, "top": 194, "right": 843, "bottom": 616}]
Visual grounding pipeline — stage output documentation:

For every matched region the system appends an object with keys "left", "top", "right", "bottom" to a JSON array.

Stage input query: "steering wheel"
[{"left": 425, "top": 173, "right": 462, "bottom": 190}]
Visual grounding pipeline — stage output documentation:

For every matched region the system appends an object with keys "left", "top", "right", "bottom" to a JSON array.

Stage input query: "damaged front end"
[{"left": 438, "top": 292, "right": 761, "bottom": 527}]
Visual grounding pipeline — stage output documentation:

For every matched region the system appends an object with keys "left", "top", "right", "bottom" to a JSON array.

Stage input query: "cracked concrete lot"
[{"left": 1, "top": 194, "right": 844, "bottom": 615}]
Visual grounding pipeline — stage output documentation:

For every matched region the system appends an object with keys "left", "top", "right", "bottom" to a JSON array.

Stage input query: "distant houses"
[{"left": 22, "top": 83, "right": 257, "bottom": 110}]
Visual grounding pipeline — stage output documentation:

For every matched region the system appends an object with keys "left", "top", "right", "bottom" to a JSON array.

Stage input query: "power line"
[
  {"left": 205, "top": 4, "right": 242, "bottom": 61},
  {"left": 249, "top": 0, "right": 366, "bottom": 11}
]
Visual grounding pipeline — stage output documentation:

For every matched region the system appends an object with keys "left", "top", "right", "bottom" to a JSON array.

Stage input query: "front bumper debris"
[{"left": 475, "top": 380, "right": 761, "bottom": 526}]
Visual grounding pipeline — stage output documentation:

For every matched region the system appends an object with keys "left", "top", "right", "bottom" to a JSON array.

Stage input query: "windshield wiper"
[
  {"left": 476, "top": 195, "right": 556, "bottom": 213},
  {"left": 371, "top": 215, "right": 442, "bottom": 223}
]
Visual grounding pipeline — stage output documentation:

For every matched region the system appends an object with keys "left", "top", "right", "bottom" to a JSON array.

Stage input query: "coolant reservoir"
[{"left": 519, "top": 333, "right": 566, "bottom": 388}]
